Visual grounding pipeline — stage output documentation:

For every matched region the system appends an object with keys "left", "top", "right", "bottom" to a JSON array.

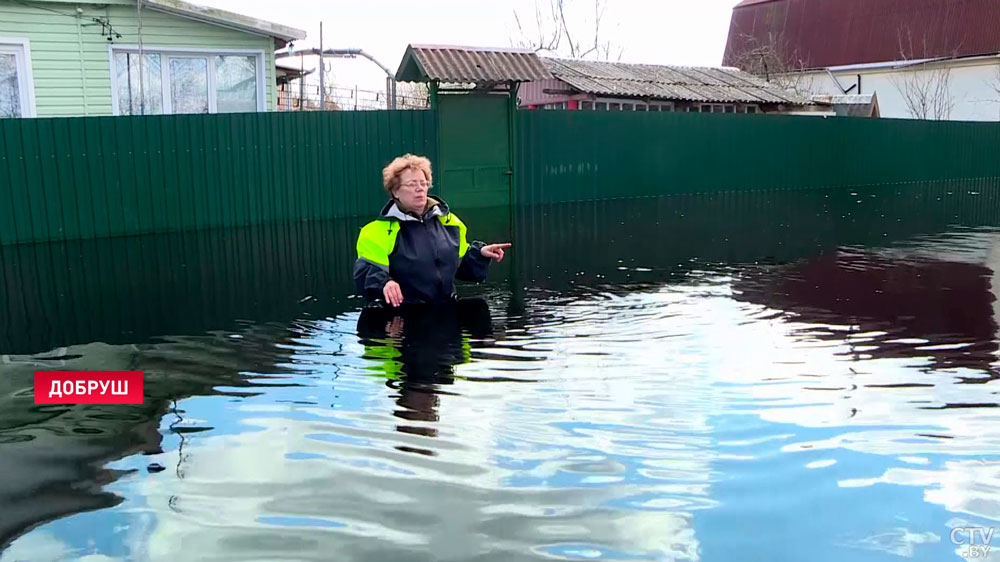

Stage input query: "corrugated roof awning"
[{"left": 395, "top": 44, "right": 553, "bottom": 83}]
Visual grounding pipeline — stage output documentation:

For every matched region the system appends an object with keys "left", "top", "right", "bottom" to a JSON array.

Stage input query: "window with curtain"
[{"left": 215, "top": 55, "right": 257, "bottom": 113}]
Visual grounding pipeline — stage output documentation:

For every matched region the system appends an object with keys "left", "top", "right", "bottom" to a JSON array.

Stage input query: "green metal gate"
[{"left": 435, "top": 93, "right": 512, "bottom": 209}]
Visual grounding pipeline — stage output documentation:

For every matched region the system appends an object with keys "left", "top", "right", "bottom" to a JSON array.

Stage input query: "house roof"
[
  {"left": 541, "top": 57, "right": 808, "bottom": 105},
  {"left": 144, "top": 0, "right": 306, "bottom": 48},
  {"left": 395, "top": 44, "right": 553, "bottom": 83},
  {"left": 723, "top": 0, "right": 1000, "bottom": 70}
]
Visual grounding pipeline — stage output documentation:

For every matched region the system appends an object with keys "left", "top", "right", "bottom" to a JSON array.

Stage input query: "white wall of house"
[{"left": 797, "top": 57, "right": 1000, "bottom": 121}]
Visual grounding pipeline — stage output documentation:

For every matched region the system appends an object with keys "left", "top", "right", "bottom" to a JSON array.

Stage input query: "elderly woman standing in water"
[{"left": 353, "top": 154, "right": 511, "bottom": 307}]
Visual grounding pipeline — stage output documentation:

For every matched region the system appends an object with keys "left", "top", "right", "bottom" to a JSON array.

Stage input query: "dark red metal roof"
[{"left": 723, "top": 0, "right": 1000, "bottom": 70}]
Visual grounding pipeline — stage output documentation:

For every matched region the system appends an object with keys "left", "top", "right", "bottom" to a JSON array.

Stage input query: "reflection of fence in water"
[
  {"left": 0, "top": 218, "right": 366, "bottom": 354},
  {"left": 277, "top": 82, "right": 430, "bottom": 111}
]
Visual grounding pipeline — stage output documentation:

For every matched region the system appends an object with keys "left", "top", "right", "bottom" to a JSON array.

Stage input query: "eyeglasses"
[{"left": 399, "top": 181, "right": 432, "bottom": 190}]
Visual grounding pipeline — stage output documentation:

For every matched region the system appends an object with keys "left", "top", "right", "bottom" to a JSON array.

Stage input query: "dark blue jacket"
[{"left": 353, "top": 197, "right": 491, "bottom": 305}]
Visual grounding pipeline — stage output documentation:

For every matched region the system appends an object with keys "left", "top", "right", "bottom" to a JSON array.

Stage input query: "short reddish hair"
[{"left": 382, "top": 154, "right": 433, "bottom": 194}]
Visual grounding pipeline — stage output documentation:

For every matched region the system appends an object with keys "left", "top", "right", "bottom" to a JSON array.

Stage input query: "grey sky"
[{"left": 199, "top": 0, "right": 743, "bottom": 94}]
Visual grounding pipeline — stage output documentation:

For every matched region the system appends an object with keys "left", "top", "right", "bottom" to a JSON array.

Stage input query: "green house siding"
[{"left": 0, "top": 0, "right": 277, "bottom": 117}]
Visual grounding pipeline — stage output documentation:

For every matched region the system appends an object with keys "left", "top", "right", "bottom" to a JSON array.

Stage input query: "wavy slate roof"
[
  {"left": 395, "top": 45, "right": 553, "bottom": 83},
  {"left": 541, "top": 57, "right": 808, "bottom": 104}
]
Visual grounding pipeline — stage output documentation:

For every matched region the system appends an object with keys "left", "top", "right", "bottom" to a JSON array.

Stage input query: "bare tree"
[
  {"left": 891, "top": 63, "right": 953, "bottom": 120},
  {"left": 728, "top": 32, "right": 815, "bottom": 95},
  {"left": 512, "top": 0, "right": 623, "bottom": 61},
  {"left": 891, "top": 29, "right": 954, "bottom": 120},
  {"left": 993, "top": 64, "right": 1000, "bottom": 119}
]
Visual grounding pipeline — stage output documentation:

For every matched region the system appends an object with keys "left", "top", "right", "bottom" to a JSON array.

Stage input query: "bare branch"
[
  {"left": 590, "top": 0, "right": 605, "bottom": 59},
  {"left": 553, "top": 0, "right": 577, "bottom": 58},
  {"left": 513, "top": 10, "right": 526, "bottom": 47},
  {"left": 728, "top": 31, "right": 813, "bottom": 96},
  {"left": 541, "top": 1, "right": 560, "bottom": 52},
  {"left": 891, "top": 29, "right": 955, "bottom": 120},
  {"left": 511, "top": 0, "right": 619, "bottom": 60},
  {"left": 993, "top": 64, "right": 1000, "bottom": 120}
]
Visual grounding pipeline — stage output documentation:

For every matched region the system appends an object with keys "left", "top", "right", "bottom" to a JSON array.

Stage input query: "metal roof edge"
[
  {"left": 734, "top": 0, "right": 782, "bottom": 8},
  {"left": 823, "top": 52, "right": 1000, "bottom": 72},
  {"left": 541, "top": 56, "right": 764, "bottom": 76},
  {"left": 408, "top": 44, "right": 538, "bottom": 54},
  {"left": 144, "top": 0, "right": 307, "bottom": 42}
]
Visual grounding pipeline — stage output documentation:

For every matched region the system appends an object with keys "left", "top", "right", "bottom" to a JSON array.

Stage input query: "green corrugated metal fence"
[
  {"left": 515, "top": 110, "right": 1000, "bottom": 204},
  {"left": 0, "top": 111, "right": 437, "bottom": 245},
  {"left": 5, "top": 107, "right": 1000, "bottom": 246}
]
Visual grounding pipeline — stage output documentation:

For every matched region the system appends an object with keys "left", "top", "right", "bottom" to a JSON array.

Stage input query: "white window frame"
[
  {"left": 0, "top": 37, "right": 37, "bottom": 118},
  {"left": 700, "top": 103, "right": 736, "bottom": 114},
  {"left": 587, "top": 97, "right": 675, "bottom": 112},
  {"left": 167, "top": 54, "right": 215, "bottom": 113},
  {"left": 109, "top": 45, "right": 266, "bottom": 116}
]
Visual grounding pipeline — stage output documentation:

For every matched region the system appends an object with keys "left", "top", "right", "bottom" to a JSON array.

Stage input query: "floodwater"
[{"left": 2, "top": 182, "right": 1000, "bottom": 561}]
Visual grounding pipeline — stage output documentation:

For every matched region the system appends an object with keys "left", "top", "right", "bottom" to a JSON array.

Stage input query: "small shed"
[{"left": 809, "top": 93, "right": 881, "bottom": 118}]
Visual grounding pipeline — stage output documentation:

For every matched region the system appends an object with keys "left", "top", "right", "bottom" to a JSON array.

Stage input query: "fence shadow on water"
[
  {"left": 3, "top": 179, "right": 1000, "bottom": 356},
  {"left": 0, "top": 218, "right": 367, "bottom": 355},
  {"left": 510, "top": 178, "right": 1000, "bottom": 294}
]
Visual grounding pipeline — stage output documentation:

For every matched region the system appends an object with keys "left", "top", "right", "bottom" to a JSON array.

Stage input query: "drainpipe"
[{"left": 824, "top": 68, "right": 857, "bottom": 94}]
